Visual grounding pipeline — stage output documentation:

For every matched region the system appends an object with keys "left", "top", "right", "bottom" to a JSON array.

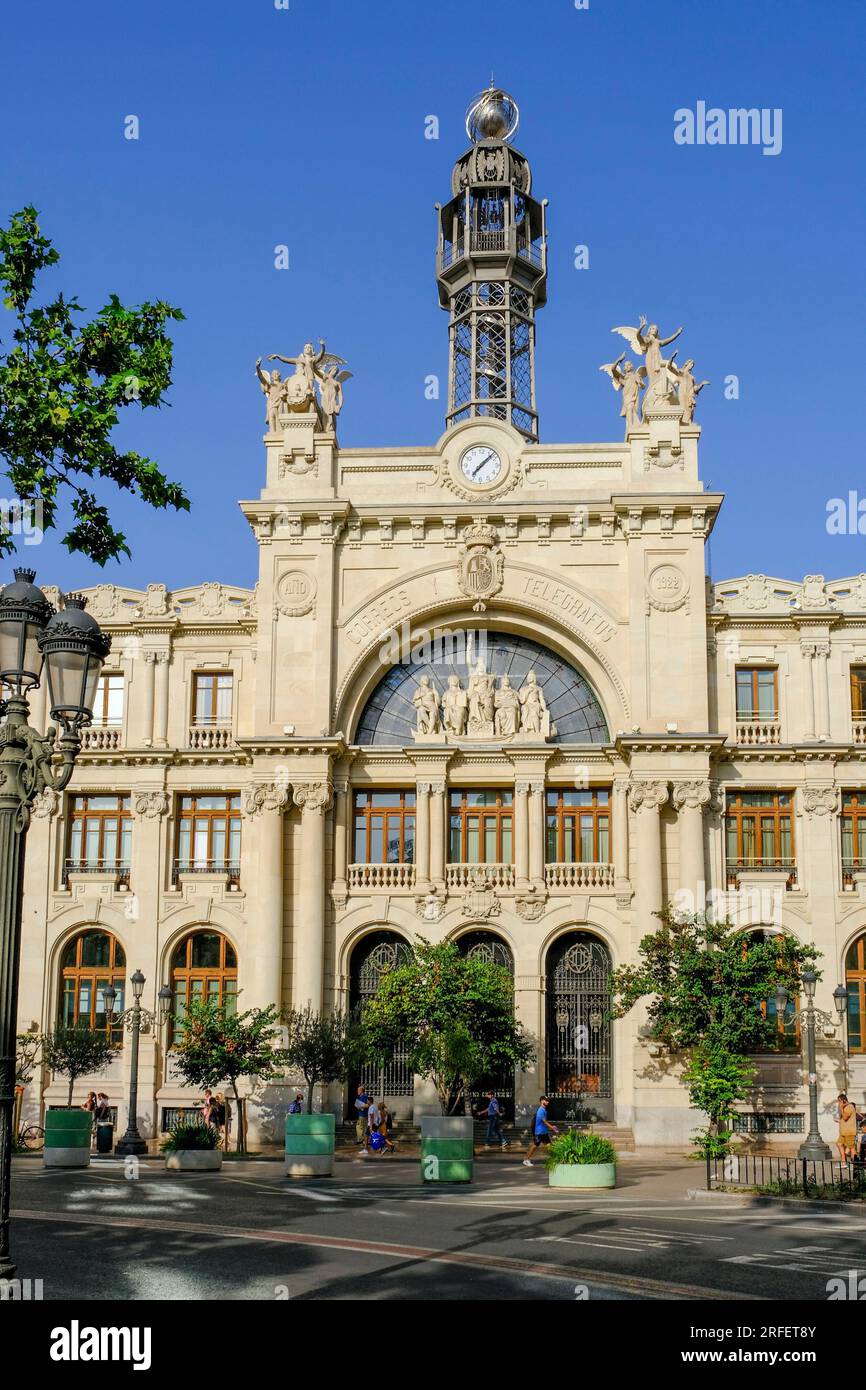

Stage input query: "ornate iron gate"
[
  {"left": 546, "top": 933, "right": 613, "bottom": 1122},
  {"left": 350, "top": 933, "right": 414, "bottom": 1100},
  {"left": 459, "top": 931, "right": 515, "bottom": 1119}
]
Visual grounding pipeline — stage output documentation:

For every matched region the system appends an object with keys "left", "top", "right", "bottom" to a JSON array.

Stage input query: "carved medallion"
[
  {"left": 646, "top": 563, "right": 689, "bottom": 613},
  {"left": 275, "top": 569, "right": 317, "bottom": 617}
]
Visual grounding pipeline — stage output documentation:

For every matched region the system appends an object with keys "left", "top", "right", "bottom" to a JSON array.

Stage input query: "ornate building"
[{"left": 16, "top": 88, "right": 866, "bottom": 1146}]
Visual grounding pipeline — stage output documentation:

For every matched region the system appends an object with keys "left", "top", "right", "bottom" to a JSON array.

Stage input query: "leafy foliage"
[
  {"left": 161, "top": 1120, "right": 220, "bottom": 1153},
  {"left": 0, "top": 205, "right": 189, "bottom": 563},
  {"left": 281, "top": 1007, "right": 355, "bottom": 1113},
  {"left": 356, "top": 937, "right": 534, "bottom": 1114},
  {"left": 40, "top": 1026, "right": 115, "bottom": 1106},
  {"left": 169, "top": 999, "right": 287, "bottom": 1152},
  {"left": 16, "top": 1030, "right": 41, "bottom": 1085},
  {"left": 544, "top": 1129, "right": 617, "bottom": 1169}
]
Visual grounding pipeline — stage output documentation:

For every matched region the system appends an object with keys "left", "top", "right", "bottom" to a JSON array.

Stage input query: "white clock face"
[{"left": 460, "top": 445, "right": 503, "bottom": 485}]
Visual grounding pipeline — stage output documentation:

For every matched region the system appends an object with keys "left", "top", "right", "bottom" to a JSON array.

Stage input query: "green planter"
[
  {"left": 548, "top": 1162, "right": 616, "bottom": 1189},
  {"left": 285, "top": 1112, "right": 335, "bottom": 1178},
  {"left": 44, "top": 1109, "right": 93, "bottom": 1168},
  {"left": 421, "top": 1116, "right": 473, "bottom": 1183}
]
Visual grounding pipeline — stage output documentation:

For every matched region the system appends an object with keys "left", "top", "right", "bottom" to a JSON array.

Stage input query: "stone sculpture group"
[
  {"left": 413, "top": 663, "right": 551, "bottom": 741},
  {"left": 600, "top": 317, "right": 708, "bottom": 434},
  {"left": 256, "top": 340, "right": 352, "bottom": 432}
]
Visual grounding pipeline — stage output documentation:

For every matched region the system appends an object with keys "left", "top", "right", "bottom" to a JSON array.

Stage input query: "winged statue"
[{"left": 599, "top": 352, "right": 647, "bottom": 433}]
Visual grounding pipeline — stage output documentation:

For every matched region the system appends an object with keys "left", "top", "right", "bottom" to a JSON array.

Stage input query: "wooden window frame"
[
  {"left": 850, "top": 667, "right": 866, "bottom": 719},
  {"left": 60, "top": 930, "right": 126, "bottom": 1044},
  {"left": 846, "top": 934, "right": 866, "bottom": 1054},
  {"left": 169, "top": 931, "right": 238, "bottom": 1045},
  {"left": 545, "top": 789, "right": 610, "bottom": 863},
  {"left": 175, "top": 793, "right": 241, "bottom": 881},
  {"left": 66, "top": 794, "right": 132, "bottom": 881},
  {"left": 91, "top": 672, "right": 124, "bottom": 728},
  {"left": 352, "top": 790, "right": 415, "bottom": 864},
  {"left": 191, "top": 671, "right": 234, "bottom": 727},
  {"left": 735, "top": 666, "right": 778, "bottom": 721},
  {"left": 841, "top": 791, "right": 866, "bottom": 885},
  {"left": 448, "top": 789, "right": 513, "bottom": 864},
  {"left": 725, "top": 790, "right": 794, "bottom": 866}
]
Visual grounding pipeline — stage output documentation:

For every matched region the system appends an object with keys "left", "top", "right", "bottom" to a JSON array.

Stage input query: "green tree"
[
  {"left": 357, "top": 937, "right": 534, "bottom": 1115},
  {"left": 40, "top": 1026, "right": 115, "bottom": 1107},
  {"left": 15, "top": 1030, "right": 41, "bottom": 1086},
  {"left": 610, "top": 907, "right": 817, "bottom": 1144},
  {"left": 169, "top": 999, "right": 287, "bottom": 1152},
  {"left": 0, "top": 205, "right": 189, "bottom": 563},
  {"left": 281, "top": 1007, "right": 355, "bottom": 1113}
]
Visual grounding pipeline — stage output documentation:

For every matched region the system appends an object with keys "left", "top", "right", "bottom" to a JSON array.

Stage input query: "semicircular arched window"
[
  {"left": 59, "top": 930, "right": 126, "bottom": 1044},
  {"left": 845, "top": 933, "right": 866, "bottom": 1054},
  {"left": 356, "top": 632, "right": 608, "bottom": 746},
  {"left": 170, "top": 931, "right": 238, "bottom": 1042}
]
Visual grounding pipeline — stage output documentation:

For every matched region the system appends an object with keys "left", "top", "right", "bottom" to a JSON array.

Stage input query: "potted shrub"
[
  {"left": 545, "top": 1129, "right": 617, "bottom": 1189},
  {"left": 161, "top": 1120, "right": 223, "bottom": 1172}
]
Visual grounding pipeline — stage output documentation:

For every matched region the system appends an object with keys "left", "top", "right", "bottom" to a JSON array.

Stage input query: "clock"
[{"left": 460, "top": 444, "right": 503, "bottom": 485}]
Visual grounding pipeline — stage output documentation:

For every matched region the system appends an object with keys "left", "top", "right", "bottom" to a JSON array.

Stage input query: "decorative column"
[
  {"left": 629, "top": 779, "right": 668, "bottom": 934},
  {"left": 514, "top": 781, "right": 530, "bottom": 891},
  {"left": 800, "top": 640, "right": 815, "bottom": 741},
  {"left": 292, "top": 783, "right": 332, "bottom": 1012},
  {"left": 141, "top": 651, "right": 156, "bottom": 746},
  {"left": 528, "top": 780, "right": 545, "bottom": 891},
  {"left": 243, "top": 783, "right": 290, "bottom": 1009},
  {"left": 813, "top": 641, "right": 830, "bottom": 741},
  {"left": 332, "top": 786, "right": 349, "bottom": 908},
  {"left": 429, "top": 781, "right": 446, "bottom": 891},
  {"left": 672, "top": 780, "right": 711, "bottom": 905},
  {"left": 153, "top": 651, "right": 170, "bottom": 747},
  {"left": 414, "top": 782, "right": 431, "bottom": 893},
  {"left": 612, "top": 777, "right": 630, "bottom": 898}
]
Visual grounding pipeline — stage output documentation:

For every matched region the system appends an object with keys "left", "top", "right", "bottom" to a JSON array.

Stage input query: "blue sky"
[{"left": 2, "top": 0, "right": 864, "bottom": 591}]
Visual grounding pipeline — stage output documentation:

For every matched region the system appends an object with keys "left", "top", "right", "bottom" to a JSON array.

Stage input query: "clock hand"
[{"left": 471, "top": 451, "right": 495, "bottom": 478}]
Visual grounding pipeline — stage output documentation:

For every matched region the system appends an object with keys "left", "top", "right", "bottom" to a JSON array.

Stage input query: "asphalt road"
[{"left": 8, "top": 1156, "right": 866, "bottom": 1301}]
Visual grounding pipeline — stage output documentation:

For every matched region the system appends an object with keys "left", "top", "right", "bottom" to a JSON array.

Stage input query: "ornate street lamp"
[
  {"left": 776, "top": 967, "right": 845, "bottom": 1162},
  {"left": 0, "top": 573, "right": 109, "bottom": 1279},
  {"left": 113, "top": 969, "right": 148, "bottom": 1157}
]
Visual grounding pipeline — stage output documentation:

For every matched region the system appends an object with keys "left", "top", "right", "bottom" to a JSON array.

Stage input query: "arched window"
[
  {"left": 170, "top": 931, "right": 237, "bottom": 1042},
  {"left": 60, "top": 930, "right": 126, "bottom": 1044},
  {"left": 743, "top": 928, "right": 799, "bottom": 1052},
  {"left": 845, "top": 933, "right": 866, "bottom": 1054},
  {"left": 545, "top": 932, "right": 613, "bottom": 1121},
  {"left": 349, "top": 931, "right": 414, "bottom": 1100}
]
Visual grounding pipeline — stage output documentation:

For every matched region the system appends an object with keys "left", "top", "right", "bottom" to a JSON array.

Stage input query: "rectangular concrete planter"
[
  {"left": 285, "top": 1112, "right": 335, "bottom": 1178},
  {"left": 43, "top": 1109, "right": 93, "bottom": 1168},
  {"left": 165, "top": 1149, "right": 223, "bottom": 1172},
  {"left": 421, "top": 1115, "right": 473, "bottom": 1183},
  {"left": 548, "top": 1162, "right": 616, "bottom": 1189}
]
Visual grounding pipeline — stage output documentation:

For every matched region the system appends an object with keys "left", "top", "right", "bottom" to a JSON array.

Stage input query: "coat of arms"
[{"left": 457, "top": 522, "right": 504, "bottom": 612}]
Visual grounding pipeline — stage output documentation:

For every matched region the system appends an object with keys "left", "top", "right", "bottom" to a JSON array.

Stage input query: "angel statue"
[
  {"left": 667, "top": 357, "right": 708, "bottom": 425},
  {"left": 318, "top": 362, "right": 352, "bottom": 431},
  {"left": 255, "top": 359, "right": 286, "bottom": 433},
  {"left": 611, "top": 316, "right": 683, "bottom": 411},
  {"left": 599, "top": 352, "right": 646, "bottom": 433}
]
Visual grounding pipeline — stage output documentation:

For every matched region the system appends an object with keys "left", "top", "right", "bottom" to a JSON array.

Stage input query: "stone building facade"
[{"left": 16, "top": 90, "right": 866, "bottom": 1146}]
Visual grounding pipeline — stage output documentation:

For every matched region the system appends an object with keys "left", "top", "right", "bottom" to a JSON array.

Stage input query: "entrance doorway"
[{"left": 545, "top": 932, "right": 613, "bottom": 1122}]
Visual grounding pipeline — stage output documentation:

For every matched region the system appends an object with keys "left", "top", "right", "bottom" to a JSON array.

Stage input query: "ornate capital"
[
  {"left": 416, "top": 780, "right": 433, "bottom": 796},
  {"left": 243, "top": 783, "right": 291, "bottom": 816},
  {"left": 293, "top": 782, "right": 333, "bottom": 814},
  {"left": 629, "top": 778, "right": 669, "bottom": 813},
  {"left": 134, "top": 790, "right": 169, "bottom": 819},
  {"left": 672, "top": 780, "right": 712, "bottom": 812},
  {"left": 802, "top": 785, "right": 838, "bottom": 818}
]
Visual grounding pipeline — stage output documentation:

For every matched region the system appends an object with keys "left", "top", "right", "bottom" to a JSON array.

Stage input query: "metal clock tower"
[{"left": 436, "top": 84, "right": 548, "bottom": 440}]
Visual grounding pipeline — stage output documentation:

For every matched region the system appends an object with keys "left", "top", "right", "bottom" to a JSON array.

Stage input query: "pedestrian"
[
  {"left": 95, "top": 1092, "right": 111, "bottom": 1123},
  {"left": 522, "top": 1096, "right": 559, "bottom": 1166},
  {"left": 480, "top": 1091, "right": 508, "bottom": 1150},
  {"left": 215, "top": 1092, "right": 230, "bottom": 1149},
  {"left": 201, "top": 1088, "right": 215, "bottom": 1126},
  {"left": 288, "top": 1092, "right": 304, "bottom": 1115},
  {"left": 837, "top": 1092, "right": 858, "bottom": 1163},
  {"left": 81, "top": 1091, "right": 97, "bottom": 1115},
  {"left": 379, "top": 1100, "right": 397, "bottom": 1148},
  {"left": 373, "top": 1099, "right": 396, "bottom": 1153},
  {"left": 354, "top": 1083, "right": 371, "bottom": 1150}
]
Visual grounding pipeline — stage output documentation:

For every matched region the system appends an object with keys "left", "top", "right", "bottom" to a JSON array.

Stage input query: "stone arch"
[
  {"left": 452, "top": 926, "right": 516, "bottom": 1119},
  {"left": 347, "top": 927, "right": 415, "bottom": 1108},
  {"left": 52, "top": 923, "right": 128, "bottom": 1041}
]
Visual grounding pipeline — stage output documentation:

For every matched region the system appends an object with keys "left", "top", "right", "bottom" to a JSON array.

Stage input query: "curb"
[{"left": 687, "top": 1186, "right": 864, "bottom": 1212}]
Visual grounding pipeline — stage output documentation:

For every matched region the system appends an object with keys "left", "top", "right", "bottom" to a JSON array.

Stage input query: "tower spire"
[{"left": 435, "top": 86, "right": 548, "bottom": 440}]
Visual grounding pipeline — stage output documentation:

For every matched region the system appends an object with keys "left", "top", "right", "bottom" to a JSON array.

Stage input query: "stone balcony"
[
  {"left": 446, "top": 863, "right": 515, "bottom": 889},
  {"left": 80, "top": 725, "right": 123, "bottom": 751},
  {"left": 348, "top": 863, "right": 415, "bottom": 890},
  {"left": 853, "top": 721, "right": 866, "bottom": 745},
  {"left": 187, "top": 724, "right": 235, "bottom": 750},
  {"left": 735, "top": 716, "right": 781, "bottom": 746},
  {"left": 545, "top": 862, "right": 615, "bottom": 890}
]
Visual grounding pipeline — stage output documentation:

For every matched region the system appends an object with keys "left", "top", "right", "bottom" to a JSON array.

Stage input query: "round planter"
[
  {"left": 164, "top": 1149, "right": 223, "bottom": 1172},
  {"left": 548, "top": 1162, "right": 616, "bottom": 1189},
  {"left": 285, "top": 1112, "right": 335, "bottom": 1178},
  {"left": 420, "top": 1115, "right": 473, "bottom": 1183},
  {"left": 43, "top": 1109, "right": 93, "bottom": 1168}
]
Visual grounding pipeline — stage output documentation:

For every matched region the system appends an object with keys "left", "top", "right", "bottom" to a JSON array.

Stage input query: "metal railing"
[
  {"left": 545, "top": 862, "right": 615, "bottom": 890},
  {"left": 726, "top": 859, "right": 797, "bottom": 889},
  {"left": 173, "top": 859, "right": 240, "bottom": 885},
  {"left": 707, "top": 1152, "right": 866, "bottom": 1198},
  {"left": 64, "top": 859, "right": 130, "bottom": 887}
]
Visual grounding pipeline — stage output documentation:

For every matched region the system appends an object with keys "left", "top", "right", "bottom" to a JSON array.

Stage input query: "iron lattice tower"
[{"left": 436, "top": 86, "right": 548, "bottom": 440}]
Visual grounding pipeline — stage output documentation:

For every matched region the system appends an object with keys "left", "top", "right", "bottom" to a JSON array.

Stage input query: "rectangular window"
[
  {"left": 352, "top": 791, "right": 415, "bottom": 864},
  {"left": 842, "top": 792, "right": 866, "bottom": 886},
  {"left": 725, "top": 791, "right": 794, "bottom": 875},
  {"left": 851, "top": 668, "right": 866, "bottom": 718},
  {"left": 449, "top": 790, "right": 513, "bottom": 863},
  {"left": 546, "top": 789, "right": 610, "bottom": 863},
  {"left": 736, "top": 667, "right": 778, "bottom": 720},
  {"left": 67, "top": 795, "right": 132, "bottom": 877},
  {"left": 192, "top": 672, "right": 233, "bottom": 726},
  {"left": 176, "top": 794, "right": 241, "bottom": 879},
  {"left": 92, "top": 673, "right": 124, "bottom": 728}
]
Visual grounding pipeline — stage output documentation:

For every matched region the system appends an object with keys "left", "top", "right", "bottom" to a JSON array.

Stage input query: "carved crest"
[{"left": 457, "top": 522, "right": 504, "bottom": 612}]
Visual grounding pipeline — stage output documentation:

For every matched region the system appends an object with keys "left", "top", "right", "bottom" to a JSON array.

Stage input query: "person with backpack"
[
  {"left": 480, "top": 1091, "right": 508, "bottom": 1150},
  {"left": 288, "top": 1092, "right": 304, "bottom": 1115}
]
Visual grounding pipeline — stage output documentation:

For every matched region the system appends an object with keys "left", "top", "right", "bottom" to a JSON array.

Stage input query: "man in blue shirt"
[
  {"left": 523, "top": 1096, "right": 559, "bottom": 1166},
  {"left": 481, "top": 1091, "right": 508, "bottom": 1150},
  {"left": 287, "top": 1092, "right": 303, "bottom": 1115},
  {"left": 354, "top": 1084, "right": 372, "bottom": 1150}
]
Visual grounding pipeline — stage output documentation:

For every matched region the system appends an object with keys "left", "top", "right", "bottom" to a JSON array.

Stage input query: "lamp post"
[
  {"left": 0, "top": 572, "right": 109, "bottom": 1280},
  {"left": 112, "top": 970, "right": 148, "bottom": 1157},
  {"left": 776, "top": 968, "right": 848, "bottom": 1162}
]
